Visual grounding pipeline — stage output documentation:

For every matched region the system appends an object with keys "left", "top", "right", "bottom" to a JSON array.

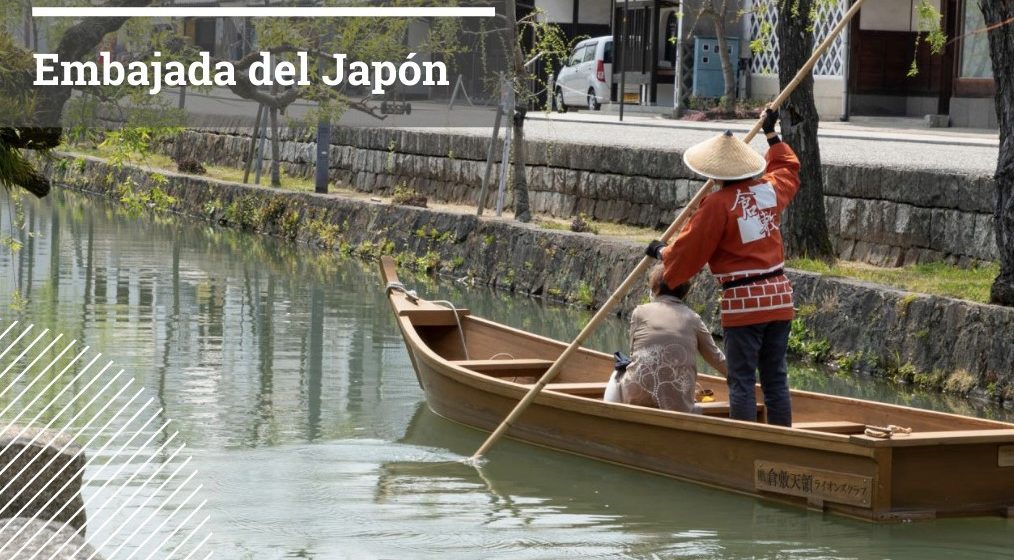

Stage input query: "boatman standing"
[{"left": 644, "top": 108, "right": 800, "bottom": 427}]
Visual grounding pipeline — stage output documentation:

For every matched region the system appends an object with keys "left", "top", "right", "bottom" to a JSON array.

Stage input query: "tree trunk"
[
  {"left": 269, "top": 84, "right": 281, "bottom": 188},
  {"left": 981, "top": 0, "right": 1014, "bottom": 305},
  {"left": 713, "top": 10, "right": 737, "bottom": 113},
  {"left": 269, "top": 107, "right": 281, "bottom": 188},
  {"left": 512, "top": 115, "right": 531, "bottom": 221},
  {"left": 504, "top": 0, "right": 531, "bottom": 222},
  {"left": 776, "top": 0, "right": 835, "bottom": 261}
]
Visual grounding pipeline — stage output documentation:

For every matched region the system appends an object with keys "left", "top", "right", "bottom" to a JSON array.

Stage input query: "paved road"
[
  {"left": 171, "top": 89, "right": 1001, "bottom": 177},
  {"left": 438, "top": 113, "right": 1000, "bottom": 177}
]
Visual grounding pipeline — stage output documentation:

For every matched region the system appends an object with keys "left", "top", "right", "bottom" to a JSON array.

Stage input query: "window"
[
  {"left": 569, "top": 48, "right": 583, "bottom": 66},
  {"left": 603, "top": 41, "right": 613, "bottom": 64},
  {"left": 960, "top": 0, "right": 993, "bottom": 78},
  {"left": 582, "top": 44, "right": 597, "bottom": 63}
]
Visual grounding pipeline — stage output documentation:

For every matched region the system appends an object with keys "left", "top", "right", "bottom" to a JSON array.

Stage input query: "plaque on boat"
[
  {"left": 999, "top": 445, "right": 1014, "bottom": 467},
  {"left": 754, "top": 461, "right": 873, "bottom": 508}
]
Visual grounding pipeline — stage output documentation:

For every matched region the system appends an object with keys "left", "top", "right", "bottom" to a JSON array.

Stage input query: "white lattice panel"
[{"left": 749, "top": 0, "right": 846, "bottom": 77}]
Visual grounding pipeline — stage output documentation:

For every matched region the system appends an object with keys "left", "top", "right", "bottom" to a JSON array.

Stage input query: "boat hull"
[{"left": 381, "top": 256, "right": 1014, "bottom": 521}]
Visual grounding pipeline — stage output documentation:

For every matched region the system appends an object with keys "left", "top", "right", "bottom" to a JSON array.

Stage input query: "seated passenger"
[{"left": 619, "top": 264, "right": 727, "bottom": 412}]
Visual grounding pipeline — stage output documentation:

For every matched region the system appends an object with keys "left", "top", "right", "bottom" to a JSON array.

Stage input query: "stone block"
[
  {"left": 973, "top": 213, "right": 998, "bottom": 260},
  {"left": 0, "top": 427, "right": 86, "bottom": 531}
]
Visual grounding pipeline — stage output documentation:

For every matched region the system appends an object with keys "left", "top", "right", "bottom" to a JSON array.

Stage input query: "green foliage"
[
  {"left": 787, "top": 258, "right": 997, "bottom": 303},
  {"left": 912, "top": 369, "right": 945, "bottom": 389},
  {"left": 909, "top": 0, "right": 947, "bottom": 76},
  {"left": 537, "top": 219, "right": 567, "bottom": 231},
  {"left": 414, "top": 250, "right": 441, "bottom": 272},
  {"left": 117, "top": 177, "right": 177, "bottom": 216},
  {"left": 281, "top": 210, "right": 301, "bottom": 240},
  {"left": 223, "top": 196, "right": 261, "bottom": 229},
  {"left": 575, "top": 281, "right": 595, "bottom": 307},
  {"left": 307, "top": 218, "right": 343, "bottom": 249},
  {"left": 749, "top": 21, "right": 774, "bottom": 63},
  {"left": 203, "top": 198, "right": 224, "bottom": 216},
  {"left": 797, "top": 303, "right": 818, "bottom": 318},
  {"left": 943, "top": 369, "right": 978, "bottom": 394},
  {"left": 787, "top": 318, "right": 831, "bottom": 362},
  {"left": 255, "top": 9, "right": 464, "bottom": 128},
  {"left": 521, "top": 14, "right": 574, "bottom": 111},
  {"left": 8, "top": 291, "right": 26, "bottom": 313},
  {"left": 1, "top": 236, "right": 23, "bottom": 254},
  {"left": 0, "top": 33, "right": 40, "bottom": 124},
  {"left": 896, "top": 293, "right": 919, "bottom": 315},
  {"left": 392, "top": 184, "right": 426, "bottom": 207},
  {"left": 99, "top": 127, "right": 183, "bottom": 168}
]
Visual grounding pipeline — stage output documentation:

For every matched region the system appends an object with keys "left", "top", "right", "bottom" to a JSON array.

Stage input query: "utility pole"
[{"left": 315, "top": 34, "right": 332, "bottom": 194}]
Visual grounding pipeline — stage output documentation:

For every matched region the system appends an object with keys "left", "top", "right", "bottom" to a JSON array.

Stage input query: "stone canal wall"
[
  {"left": 45, "top": 155, "right": 1014, "bottom": 405},
  {"left": 163, "top": 126, "right": 998, "bottom": 267}
]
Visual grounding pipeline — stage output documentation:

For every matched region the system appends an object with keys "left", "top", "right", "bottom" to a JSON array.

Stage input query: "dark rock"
[{"left": 0, "top": 427, "right": 86, "bottom": 532}]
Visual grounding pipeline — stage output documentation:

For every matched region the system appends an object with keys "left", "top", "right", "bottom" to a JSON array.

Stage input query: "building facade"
[
  {"left": 748, "top": 0, "right": 996, "bottom": 127},
  {"left": 608, "top": 0, "right": 997, "bottom": 127}
]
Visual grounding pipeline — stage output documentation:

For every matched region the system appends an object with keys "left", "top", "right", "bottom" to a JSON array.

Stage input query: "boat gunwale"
[{"left": 461, "top": 314, "right": 1014, "bottom": 431}]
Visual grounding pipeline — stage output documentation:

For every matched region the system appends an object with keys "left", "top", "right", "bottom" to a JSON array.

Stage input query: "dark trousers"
[{"left": 723, "top": 320, "right": 792, "bottom": 426}]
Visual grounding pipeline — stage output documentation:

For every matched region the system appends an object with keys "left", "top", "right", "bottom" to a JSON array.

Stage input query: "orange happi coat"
[{"left": 662, "top": 142, "right": 801, "bottom": 328}]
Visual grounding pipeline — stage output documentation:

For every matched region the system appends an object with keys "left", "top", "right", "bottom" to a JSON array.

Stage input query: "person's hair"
[{"left": 648, "top": 264, "right": 690, "bottom": 300}]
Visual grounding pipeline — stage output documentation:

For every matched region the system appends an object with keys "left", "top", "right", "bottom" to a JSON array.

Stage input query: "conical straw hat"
[{"left": 682, "top": 130, "right": 766, "bottom": 181}]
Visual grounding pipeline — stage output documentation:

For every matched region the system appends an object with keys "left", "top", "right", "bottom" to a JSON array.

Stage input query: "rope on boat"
[
  {"left": 864, "top": 424, "right": 913, "bottom": 439},
  {"left": 432, "top": 300, "right": 471, "bottom": 361},
  {"left": 489, "top": 353, "right": 520, "bottom": 382},
  {"left": 385, "top": 281, "right": 419, "bottom": 304},
  {"left": 386, "top": 280, "right": 469, "bottom": 360}
]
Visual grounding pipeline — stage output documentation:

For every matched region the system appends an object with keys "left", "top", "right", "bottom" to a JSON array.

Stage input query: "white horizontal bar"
[{"left": 33, "top": 6, "right": 495, "bottom": 18}]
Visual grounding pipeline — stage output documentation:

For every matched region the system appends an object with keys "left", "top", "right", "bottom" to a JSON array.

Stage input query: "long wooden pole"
[{"left": 471, "top": 0, "right": 869, "bottom": 461}]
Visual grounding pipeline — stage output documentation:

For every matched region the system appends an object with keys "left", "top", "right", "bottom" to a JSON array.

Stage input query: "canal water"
[{"left": 1, "top": 189, "right": 1013, "bottom": 559}]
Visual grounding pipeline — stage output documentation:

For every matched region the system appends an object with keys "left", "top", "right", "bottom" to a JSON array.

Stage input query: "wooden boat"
[{"left": 379, "top": 256, "right": 1014, "bottom": 521}]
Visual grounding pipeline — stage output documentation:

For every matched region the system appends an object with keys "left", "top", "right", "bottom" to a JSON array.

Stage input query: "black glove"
[
  {"left": 613, "top": 352, "right": 631, "bottom": 378},
  {"left": 761, "top": 108, "right": 779, "bottom": 134},
  {"left": 645, "top": 240, "right": 666, "bottom": 260}
]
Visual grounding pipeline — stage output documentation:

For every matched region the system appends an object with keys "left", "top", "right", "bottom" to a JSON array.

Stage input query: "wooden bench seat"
[
  {"left": 543, "top": 382, "right": 608, "bottom": 397},
  {"left": 793, "top": 421, "right": 868, "bottom": 434},
  {"left": 452, "top": 359, "right": 554, "bottom": 378},
  {"left": 699, "top": 401, "right": 767, "bottom": 422}
]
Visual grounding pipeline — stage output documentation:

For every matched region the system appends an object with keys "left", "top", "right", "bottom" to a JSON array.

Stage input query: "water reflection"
[
  {"left": 376, "top": 403, "right": 1014, "bottom": 559},
  {"left": 1, "top": 189, "right": 1013, "bottom": 558}
]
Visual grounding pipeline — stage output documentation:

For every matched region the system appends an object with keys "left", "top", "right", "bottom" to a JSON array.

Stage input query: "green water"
[{"left": 1, "top": 189, "right": 1012, "bottom": 559}]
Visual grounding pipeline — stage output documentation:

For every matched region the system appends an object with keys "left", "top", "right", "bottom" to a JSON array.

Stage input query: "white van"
[{"left": 554, "top": 36, "right": 613, "bottom": 111}]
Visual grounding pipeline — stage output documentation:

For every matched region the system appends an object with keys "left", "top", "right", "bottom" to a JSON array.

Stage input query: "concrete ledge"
[{"left": 159, "top": 127, "right": 998, "bottom": 265}]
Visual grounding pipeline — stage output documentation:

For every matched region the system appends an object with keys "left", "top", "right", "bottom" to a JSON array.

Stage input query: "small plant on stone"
[
  {"left": 281, "top": 210, "right": 301, "bottom": 240},
  {"left": 392, "top": 183, "right": 427, "bottom": 208},
  {"left": 173, "top": 155, "right": 207, "bottom": 175},
  {"left": 575, "top": 282, "right": 595, "bottom": 307},
  {"left": 570, "top": 213, "right": 599, "bottom": 234}
]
